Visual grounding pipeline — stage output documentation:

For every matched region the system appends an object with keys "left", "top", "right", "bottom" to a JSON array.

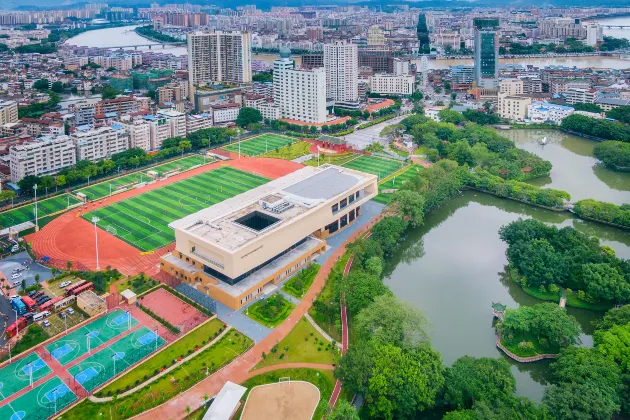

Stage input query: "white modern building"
[
  {"left": 145, "top": 115, "right": 171, "bottom": 150},
  {"left": 9, "top": 136, "right": 77, "bottom": 182},
  {"left": 564, "top": 88, "right": 598, "bottom": 105},
  {"left": 586, "top": 23, "right": 603, "bottom": 47},
  {"left": 527, "top": 101, "right": 574, "bottom": 125},
  {"left": 258, "top": 103, "right": 280, "bottom": 121},
  {"left": 71, "top": 124, "right": 130, "bottom": 161},
  {"left": 499, "top": 95, "right": 532, "bottom": 122},
  {"left": 186, "top": 113, "right": 213, "bottom": 134},
  {"left": 273, "top": 49, "right": 326, "bottom": 124},
  {"left": 324, "top": 41, "right": 358, "bottom": 103},
  {"left": 369, "top": 74, "right": 415, "bottom": 96},
  {"left": 0, "top": 100, "right": 18, "bottom": 125},
  {"left": 212, "top": 103, "right": 241, "bottom": 124},
  {"left": 121, "top": 118, "right": 152, "bottom": 151},
  {"left": 157, "top": 109, "right": 187, "bottom": 138},
  {"left": 187, "top": 30, "right": 252, "bottom": 89}
]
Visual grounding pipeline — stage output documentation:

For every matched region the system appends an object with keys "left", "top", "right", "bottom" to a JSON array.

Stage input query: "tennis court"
[
  {"left": 82, "top": 166, "right": 269, "bottom": 252},
  {"left": 0, "top": 194, "right": 82, "bottom": 229},
  {"left": 374, "top": 164, "right": 424, "bottom": 204},
  {"left": 224, "top": 134, "right": 295, "bottom": 157},
  {"left": 74, "top": 155, "right": 210, "bottom": 201},
  {"left": 0, "top": 353, "right": 51, "bottom": 401},
  {"left": 342, "top": 155, "right": 404, "bottom": 181},
  {"left": 67, "top": 326, "right": 166, "bottom": 391},
  {"left": 44, "top": 309, "right": 138, "bottom": 366},
  {"left": 0, "top": 376, "right": 76, "bottom": 420}
]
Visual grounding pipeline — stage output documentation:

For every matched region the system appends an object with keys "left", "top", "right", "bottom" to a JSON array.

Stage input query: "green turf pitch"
[
  {"left": 0, "top": 352, "right": 51, "bottom": 400},
  {"left": 67, "top": 326, "right": 166, "bottom": 392},
  {"left": 224, "top": 134, "right": 295, "bottom": 156},
  {"left": 0, "top": 194, "right": 82, "bottom": 229},
  {"left": 45, "top": 309, "right": 139, "bottom": 366},
  {"left": 82, "top": 166, "right": 269, "bottom": 252},
  {"left": 342, "top": 155, "right": 404, "bottom": 180},
  {"left": 0, "top": 376, "right": 77, "bottom": 420},
  {"left": 74, "top": 155, "right": 209, "bottom": 201},
  {"left": 373, "top": 165, "right": 424, "bottom": 204}
]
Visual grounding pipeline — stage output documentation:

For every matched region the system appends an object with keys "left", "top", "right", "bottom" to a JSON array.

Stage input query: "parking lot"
[
  {"left": 42, "top": 306, "right": 86, "bottom": 338},
  {"left": 0, "top": 251, "right": 53, "bottom": 294}
]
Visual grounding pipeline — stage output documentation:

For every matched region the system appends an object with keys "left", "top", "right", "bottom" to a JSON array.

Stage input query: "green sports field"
[
  {"left": 224, "top": 134, "right": 295, "bottom": 157},
  {"left": 0, "top": 376, "right": 77, "bottom": 420},
  {"left": 0, "top": 194, "right": 82, "bottom": 229},
  {"left": 83, "top": 166, "right": 268, "bottom": 252},
  {"left": 374, "top": 165, "right": 424, "bottom": 204},
  {"left": 342, "top": 155, "right": 405, "bottom": 181},
  {"left": 68, "top": 326, "right": 166, "bottom": 392},
  {"left": 45, "top": 309, "right": 139, "bottom": 366},
  {"left": 0, "top": 352, "right": 51, "bottom": 400},
  {"left": 74, "top": 155, "right": 210, "bottom": 201}
]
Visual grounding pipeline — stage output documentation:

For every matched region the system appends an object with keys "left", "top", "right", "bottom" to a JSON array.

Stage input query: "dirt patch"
[{"left": 241, "top": 381, "right": 320, "bottom": 420}]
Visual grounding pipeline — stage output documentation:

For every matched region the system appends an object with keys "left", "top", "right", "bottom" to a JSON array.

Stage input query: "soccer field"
[
  {"left": 374, "top": 165, "right": 424, "bottom": 204},
  {"left": 74, "top": 155, "right": 210, "bottom": 201},
  {"left": 342, "top": 155, "right": 405, "bottom": 181},
  {"left": 45, "top": 309, "right": 138, "bottom": 366},
  {"left": 224, "top": 134, "right": 295, "bottom": 157},
  {"left": 0, "top": 194, "right": 82, "bottom": 229},
  {"left": 68, "top": 326, "right": 166, "bottom": 392},
  {"left": 0, "top": 376, "right": 77, "bottom": 420},
  {"left": 83, "top": 166, "right": 269, "bottom": 252}
]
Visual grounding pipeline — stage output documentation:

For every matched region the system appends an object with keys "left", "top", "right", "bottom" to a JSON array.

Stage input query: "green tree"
[
  {"left": 582, "top": 263, "right": 630, "bottom": 302},
  {"left": 327, "top": 400, "right": 359, "bottom": 420},
  {"left": 606, "top": 105, "right": 630, "bottom": 124},
  {"left": 595, "top": 322, "right": 630, "bottom": 372},
  {"left": 438, "top": 109, "right": 466, "bottom": 125},
  {"left": 101, "top": 86, "right": 120, "bottom": 100},
  {"left": 236, "top": 107, "right": 263, "bottom": 128},
  {"left": 543, "top": 382, "right": 620, "bottom": 420},
  {"left": 335, "top": 341, "right": 375, "bottom": 394},
  {"left": 369, "top": 216, "right": 408, "bottom": 256},
  {"left": 354, "top": 295, "right": 430, "bottom": 349},
  {"left": 572, "top": 102, "right": 603, "bottom": 113},
  {"left": 17, "top": 175, "right": 41, "bottom": 193},
  {"left": 51, "top": 81, "right": 64, "bottom": 93},
  {"left": 33, "top": 79, "right": 49, "bottom": 90},
  {"left": 0, "top": 190, "right": 16, "bottom": 202},
  {"left": 443, "top": 356, "right": 516, "bottom": 409},
  {"left": 343, "top": 271, "right": 390, "bottom": 314},
  {"left": 595, "top": 304, "right": 630, "bottom": 333},
  {"left": 391, "top": 190, "right": 425, "bottom": 227}
]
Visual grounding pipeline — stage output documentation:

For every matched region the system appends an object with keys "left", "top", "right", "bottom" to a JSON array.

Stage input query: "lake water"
[{"left": 385, "top": 129, "right": 630, "bottom": 402}]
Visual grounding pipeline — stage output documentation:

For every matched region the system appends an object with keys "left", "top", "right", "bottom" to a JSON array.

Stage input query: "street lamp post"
[
  {"left": 33, "top": 184, "right": 38, "bottom": 231},
  {"left": 92, "top": 217, "right": 100, "bottom": 270},
  {"left": 12, "top": 308, "right": 18, "bottom": 336}
]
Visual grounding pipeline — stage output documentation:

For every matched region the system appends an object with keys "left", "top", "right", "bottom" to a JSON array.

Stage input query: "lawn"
[
  {"left": 82, "top": 166, "right": 268, "bottom": 252},
  {"left": 308, "top": 253, "right": 349, "bottom": 342},
  {"left": 342, "top": 155, "right": 404, "bottom": 180},
  {"left": 240, "top": 368, "right": 336, "bottom": 420},
  {"left": 0, "top": 324, "right": 47, "bottom": 362},
  {"left": 303, "top": 152, "right": 358, "bottom": 167},
  {"left": 500, "top": 331, "right": 560, "bottom": 358},
  {"left": 374, "top": 164, "right": 423, "bottom": 204},
  {"left": 0, "top": 194, "right": 82, "bottom": 229},
  {"left": 256, "top": 317, "right": 339, "bottom": 368},
  {"left": 259, "top": 141, "right": 311, "bottom": 160},
  {"left": 245, "top": 293, "right": 296, "bottom": 328},
  {"left": 114, "top": 274, "right": 159, "bottom": 295},
  {"left": 74, "top": 155, "right": 210, "bottom": 201},
  {"left": 224, "top": 134, "right": 295, "bottom": 157},
  {"left": 97, "top": 318, "right": 226, "bottom": 396},
  {"left": 389, "top": 144, "right": 410, "bottom": 157},
  {"left": 282, "top": 264, "right": 321, "bottom": 299},
  {"left": 63, "top": 329, "right": 252, "bottom": 420}
]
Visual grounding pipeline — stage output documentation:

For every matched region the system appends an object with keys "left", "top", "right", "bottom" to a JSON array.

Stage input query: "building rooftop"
[{"left": 170, "top": 165, "right": 372, "bottom": 253}]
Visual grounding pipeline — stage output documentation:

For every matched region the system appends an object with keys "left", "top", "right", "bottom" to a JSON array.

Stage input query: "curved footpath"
[{"left": 132, "top": 213, "right": 385, "bottom": 420}]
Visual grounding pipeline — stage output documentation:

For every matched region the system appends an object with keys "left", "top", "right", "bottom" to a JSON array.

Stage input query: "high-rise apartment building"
[
  {"left": 273, "top": 49, "right": 326, "bottom": 124},
  {"left": 0, "top": 100, "right": 18, "bottom": 125},
  {"left": 71, "top": 125, "right": 130, "bottom": 161},
  {"left": 586, "top": 23, "right": 603, "bottom": 46},
  {"left": 473, "top": 18, "right": 500, "bottom": 89},
  {"left": 187, "top": 30, "right": 252, "bottom": 89},
  {"left": 324, "top": 41, "right": 358, "bottom": 103},
  {"left": 367, "top": 26, "right": 385, "bottom": 46},
  {"left": 10, "top": 136, "right": 77, "bottom": 182}
]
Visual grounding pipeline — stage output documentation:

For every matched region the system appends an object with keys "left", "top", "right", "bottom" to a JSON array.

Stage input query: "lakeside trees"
[
  {"left": 561, "top": 114, "right": 630, "bottom": 142},
  {"left": 594, "top": 140, "right": 630, "bottom": 169}
]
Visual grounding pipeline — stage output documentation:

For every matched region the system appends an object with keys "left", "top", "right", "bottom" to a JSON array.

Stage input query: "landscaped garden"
[
  {"left": 64, "top": 329, "right": 251, "bottom": 420},
  {"left": 114, "top": 273, "right": 159, "bottom": 295},
  {"left": 260, "top": 141, "right": 311, "bottom": 160},
  {"left": 282, "top": 264, "right": 320, "bottom": 298},
  {"left": 245, "top": 293, "right": 296, "bottom": 328},
  {"left": 256, "top": 317, "right": 339, "bottom": 368}
]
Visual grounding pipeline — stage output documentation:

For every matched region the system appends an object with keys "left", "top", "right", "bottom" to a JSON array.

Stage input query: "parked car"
[
  {"left": 66, "top": 308, "right": 75, "bottom": 315},
  {"left": 24, "top": 312, "right": 35, "bottom": 320},
  {"left": 27, "top": 291, "right": 37, "bottom": 297},
  {"left": 42, "top": 320, "right": 51, "bottom": 327},
  {"left": 11, "top": 273, "right": 21, "bottom": 279},
  {"left": 58, "top": 312, "right": 66, "bottom": 319},
  {"left": 8, "top": 295, "right": 19, "bottom": 300},
  {"left": 59, "top": 281, "right": 72, "bottom": 288}
]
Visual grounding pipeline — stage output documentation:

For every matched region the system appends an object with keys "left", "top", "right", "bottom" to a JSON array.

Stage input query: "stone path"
[{"left": 304, "top": 313, "right": 341, "bottom": 349}]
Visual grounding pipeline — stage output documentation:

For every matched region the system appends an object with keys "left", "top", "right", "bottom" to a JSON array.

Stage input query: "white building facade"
[
  {"left": 9, "top": 136, "right": 77, "bottom": 182},
  {"left": 324, "top": 41, "right": 358, "bottom": 103},
  {"left": 527, "top": 101, "right": 574, "bottom": 125}
]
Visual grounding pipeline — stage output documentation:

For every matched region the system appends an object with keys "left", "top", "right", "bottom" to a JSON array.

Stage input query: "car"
[
  {"left": 24, "top": 312, "right": 35, "bottom": 320},
  {"left": 59, "top": 281, "right": 72, "bottom": 288},
  {"left": 66, "top": 308, "right": 75, "bottom": 315},
  {"left": 42, "top": 320, "right": 51, "bottom": 327},
  {"left": 8, "top": 295, "right": 19, "bottom": 300},
  {"left": 27, "top": 291, "right": 37, "bottom": 297},
  {"left": 39, "top": 297, "right": 50, "bottom": 304},
  {"left": 12, "top": 281, "right": 22, "bottom": 288},
  {"left": 58, "top": 312, "right": 66, "bottom": 319},
  {"left": 11, "top": 273, "right": 21, "bottom": 279}
]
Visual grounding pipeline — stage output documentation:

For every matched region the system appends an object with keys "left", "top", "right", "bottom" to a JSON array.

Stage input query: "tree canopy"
[{"left": 236, "top": 107, "right": 263, "bottom": 128}]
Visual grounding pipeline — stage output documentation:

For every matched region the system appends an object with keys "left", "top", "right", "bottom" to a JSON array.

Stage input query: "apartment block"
[
  {"left": 121, "top": 118, "right": 152, "bottom": 151},
  {"left": 9, "top": 136, "right": 77, "bottom": 182},
  {"left": 324, "top": 41, "right": 358, "bottom": 103},
  {"left": 70, "top": 102, "right": 97, "bottom": 126},
  {"left": 0, "top": 100, "right": 18, "bottom": 125},
  {"left": 498, "top": 95, "right": 532, "bottom": 122},
  {"left": 71, "top": 125, "right": 129, "bottom": 161},
  {"left": 564, "top": 88, "right": 598, "bottom": 104},
  {"left": 145, "top": 115, "right": 171, "bottom": 150},
  {"left": 499, "top": 79, "right": 524, "bottom": 96},
  {"left": 96, "top": 97, "right": 140, "bottom": 117},
  {"left": 157, "top": 109, "right": 187, "bottom": 138},
  {"left": 369, "top": 74, "right": 415, "bottom": 96},
  {"left": 186, "top": 113, "right": 213, "bottom": 134},
  {"left": 211, "top": 103, "right": 241, "bottom": 124}
]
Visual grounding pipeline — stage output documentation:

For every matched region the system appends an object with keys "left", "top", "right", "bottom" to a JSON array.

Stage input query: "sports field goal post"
[
  {"left": 279, "top": 377, "right": 291, "bottom": 382},
  {"left": 105, "top": 225, "right": 117, "bottom": 236}
]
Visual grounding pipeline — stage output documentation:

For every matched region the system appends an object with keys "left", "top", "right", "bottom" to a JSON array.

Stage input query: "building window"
[
  {"left": 349, "top": 193, "right": 355, "bottom": 204},
  {"left": 340, "top": 198, "right": 347, "bottom": 209},
  {"left": 326, "top": 220, "right": 339, "bottom": 234},
  {"left": 340, "top": 214, "right": 348, "bottom": 228},
  {"left": 332, "top": 203, "right": 338, "bottom": 213}
]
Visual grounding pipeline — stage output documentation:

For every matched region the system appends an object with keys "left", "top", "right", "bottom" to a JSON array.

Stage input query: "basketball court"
[
  {"left": 139, "top": 288, "right": 207, "bottom": 328},
  {"left": 0, "top": 376, "right": 77, "bottom": 420},
  {"left": 44, "top": 309, "right": 138, "bottom": 366},
  {"left": 67, "top": 326, "right": 166, "bottom": 391},
  {"left": 241, "top": 380, "right": 320, "bottom": 420},
  {"left": 0, "top": 353, "right": 51, "bottom": 402}
]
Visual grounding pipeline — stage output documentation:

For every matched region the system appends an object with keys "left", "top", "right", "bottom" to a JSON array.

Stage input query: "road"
[{"left": 344, "top": 115, "right": 407, "bottom": 150}]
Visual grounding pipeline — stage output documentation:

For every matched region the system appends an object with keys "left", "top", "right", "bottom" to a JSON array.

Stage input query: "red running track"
[{"left": 26, "top": 157, "right": 303, "bottom": 277}]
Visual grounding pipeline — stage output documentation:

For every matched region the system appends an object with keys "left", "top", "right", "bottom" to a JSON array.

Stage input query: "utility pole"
[
  {"left": 92, "top": 217, "right": 100, "bottom": 270},
  {"left": 33, "top": 184, "right": 38, "bottom": 231}
]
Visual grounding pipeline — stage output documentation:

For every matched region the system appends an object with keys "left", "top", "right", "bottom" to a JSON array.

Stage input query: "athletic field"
[
  {"left": 0, "top": 194, "right": 82, "bottom": 229},
  {"left": 0, "top": 353, "right": 51, "bottom": 401},
  {"left": 374, "top": 165, "right": 424, "bottom": 204},
  {"left": 0, "top": 376, "right": 76, "bottom": 420},
  {"left": 224, "top": 134, "right": 295, "bottom": 157},
  {"left": 44, "top": 309, "right": 138, "bottom": 366},
  {"left": 74, "top": 155, "right": 210, "bottom": 201},
  {"left": 68, "top": 326, "right": 166, "bottom": 392},
  {"left": 342, "top": 155, "right": 404, "bottom": 181},
  {"left": 82, "top": 166, "right": 268, "bottom": 252}
]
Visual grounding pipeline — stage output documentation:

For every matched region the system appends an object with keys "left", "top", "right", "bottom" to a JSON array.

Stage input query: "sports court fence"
[
  {"left": 173, "top": 283, "right": 217, "bottom": 314},
  {"left": 24, "top": 387, "right": 77, "bottom": 420}
]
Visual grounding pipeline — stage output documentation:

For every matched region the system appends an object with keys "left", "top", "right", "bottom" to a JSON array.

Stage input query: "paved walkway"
[
  {"left": 304, "top": 313, "right": 341, "bottom": 349},
  {"left": 133, "top": 201, "right": 386, "bottom": 420}
]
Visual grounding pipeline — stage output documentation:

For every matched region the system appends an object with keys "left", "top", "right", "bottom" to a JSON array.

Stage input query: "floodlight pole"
[
  {"left": 29, "top": 362, "right": 33, "bottom": 388},
  {"left": 53, "top": 388, "right": 57, "bottom": 414},
  {"left": 8, "top": 342, "right": 11, "bottom": 363},
  {"left": 113, "top": 355, "right": 116, "bottom": 377},
  {"left": 109, "top": 184, "right": 112, "bottom": 197},
  {"left": 13, "top": 308, "right": 18, "bottom": 336},
  {"left": 33, "top": 184, "right": 38, "bottom": 231},
  {"left": 92, "top": 217, "right": 100, "bottom": 270},
  {"left": 64, "top": 314, "right": 67, "bottom": 335},
  {"left": 155, "top": 327, "right": 159, "bottom": 352}
]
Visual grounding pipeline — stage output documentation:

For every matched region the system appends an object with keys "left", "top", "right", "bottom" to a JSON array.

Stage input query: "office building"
[
  {"left": 9, "top": 136, "right": 77, "bottom": 182},
  {"left": 324, "top": 41, "right": 358, "bottom": 103},
  {"left": 473, "top": 18, "right": 500, "bottom": 89},
  {"left": 0, "top": 100, "right": 18, "bottom": 125},
  {"left": 586, "top": 23, "right": 603, "bottom": 46},
  {"left": 358, "top": 50, "right": 394, "bottom": 74},
  {"left": 370, "top": 74, "right": 415, "bottom": 96},
  {"left": 498, "top": 95, "right": 532, "bottom": 122},
  {"left": 187, "top": 30, "right": 252, "bottom": 88},
  {"left": 273, "top": 48, "right": 326, "bottom": 124},
  {"left": 450, "top": 65, "right": 474, "bottom": 87}
]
